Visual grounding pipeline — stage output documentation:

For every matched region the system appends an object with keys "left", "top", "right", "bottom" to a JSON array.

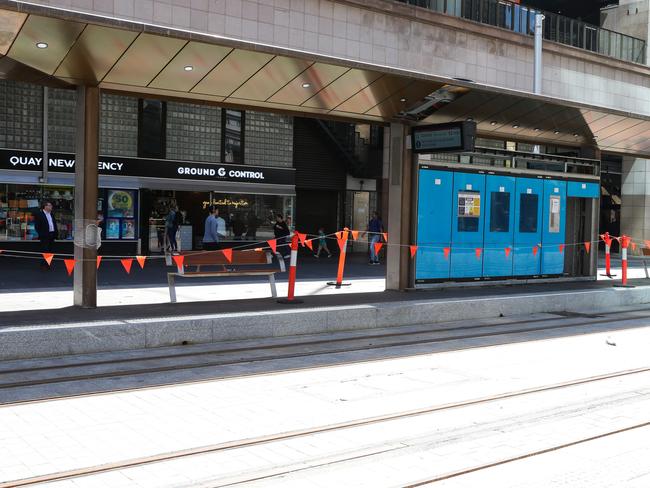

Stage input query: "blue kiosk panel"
[
  {"left": 541, "top": 179, "right": 567, "bottom": 275},
  {"left": 482, "top": 174, "right": 515, "bottom": 277},
  {"left": 415, "top": 168, "right": 453, "bottom": 280},
  {"left": 567, "top": 181, "right": 599, "bottom": 198},
  {"left": 450, "top": 172, "right": 486, "bottom": 278},
  {"left": 513, "top": 177, "right": 543, "bottom": 276}
]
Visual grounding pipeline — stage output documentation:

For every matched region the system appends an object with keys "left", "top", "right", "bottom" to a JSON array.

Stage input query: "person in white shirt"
[
  {"left": 215, "top": 208, "right": 227, "bottom": 249},
  {"left": 35, "top": 201, "right": 58, "bottom": 270}
]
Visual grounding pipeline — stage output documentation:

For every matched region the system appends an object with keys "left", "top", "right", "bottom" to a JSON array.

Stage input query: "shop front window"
[
  {"left": 0, "top": 184, "right": 138, "bottom": 241},
  {"left": 223, "top": 110, "right": 243, "bottom": 164}
]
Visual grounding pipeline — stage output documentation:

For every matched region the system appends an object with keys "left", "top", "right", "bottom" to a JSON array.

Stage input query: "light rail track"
[
  {"left": 1, "top": 366, "right": 648, "bottom": 488},
  {"left": 2, "top": 309, "right": 650, "bottom": 399}
]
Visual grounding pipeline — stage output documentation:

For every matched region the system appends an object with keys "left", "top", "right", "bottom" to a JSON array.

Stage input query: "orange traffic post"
[
  {"left": 278, "top": 232, "right": 303, "bottom": 304},
  {"left": 327, "top": 228, "right": 351, "bottom": 288},
  {"left": 600, "top": 232, "right": 616, "bottom": 278},
  {"left": 614, "top": 235, "right": 634, "bottom": 288}
]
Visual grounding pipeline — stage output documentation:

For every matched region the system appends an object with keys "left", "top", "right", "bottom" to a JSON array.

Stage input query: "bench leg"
[
  {"left": 644, "top": 260, "right": 649, "bottom": 279},
  {"left": 269, "top": 274, "right": 277, "bottom": 298},
  {"left": 168, "top": 274, "right": 177, "bottom": 303}
]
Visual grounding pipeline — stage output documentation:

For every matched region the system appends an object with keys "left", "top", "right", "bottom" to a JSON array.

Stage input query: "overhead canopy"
[{"left": 1, "top": 5, "right": 650, "bottom": 156}]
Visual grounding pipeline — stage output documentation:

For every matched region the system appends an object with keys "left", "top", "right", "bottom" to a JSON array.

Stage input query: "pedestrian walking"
[
  {"left": 215, "top": 208, "right": 227, "bottom": 249},
  {"left": 165, "top": 205, "right": 179, "bottom": 253},
  {"left": 363, "top": 211, "right": 384, "bottom": 265},
  {"left": 35, "top": 201, "right": 57, "bottom": 270},
  {"left": 202, "top": 206, "right": 219, "bottom": 251},
  {"left": 314, "top": 227, "right": 332, "bottom": 258},
  {"left": 272, "top": 214, "right": 291, "bottom": 259}
]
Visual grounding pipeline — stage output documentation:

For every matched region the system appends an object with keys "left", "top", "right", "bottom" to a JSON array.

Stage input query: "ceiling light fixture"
[
  {"left": 183, "top": 65, "right": 194, "bottom": 71},
  {"left": 466, "top": 117, "right": 474, "bottom": 122},
  {"left": 573, "top": 133, "right": 579, "bottom": 137},
  {"left": 302, "top": 82, "right": 311, "bottom": 88},
  {"left": 512, "top": 124, "right": 520, "bottom": 129},
  {"left": 400, "top": 97, "right": 407, "bottom": 102},
  {"left": 36, "top": 42, "right": 48, "bottom": 49},
  {"left": 534, "top": 128, "right": 541, "bottom": 132},
  {"left": 490, "top": 121, "right": 497, "bottom": 126},
  {"left": 553, "top": 130, "right": 560, "bottom": 134}
]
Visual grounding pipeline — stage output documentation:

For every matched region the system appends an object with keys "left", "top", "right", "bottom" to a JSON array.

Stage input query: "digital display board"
[{"left": 412, "top": 121, "right": 476, "bottom": 153}]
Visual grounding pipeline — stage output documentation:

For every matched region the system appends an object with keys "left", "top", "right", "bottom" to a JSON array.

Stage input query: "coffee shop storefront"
[{"left": 0, "top": 149, "right": 295, "bottom": 254}]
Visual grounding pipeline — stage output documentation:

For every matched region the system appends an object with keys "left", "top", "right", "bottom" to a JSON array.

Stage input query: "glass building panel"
[
  {"left": 48, "top": 88, "right": 76, "bottom": 153},
  {"left": 224, "top": 110, "right": 243, "bottom": 164},
  {"left": 245, "top": 111, "right": 293, "bottom": 168},
  {"left": 100, "top": 94, "right": 138, "bottom": 157},
  {"left": 166, "top": 102, "right": 221, "bottom": 162},
  {"left": 0, "top": 80, "right": 43, "bottom": 150},
  {"left": 139, "top": 99, "right": 166, "bottom": 159}
]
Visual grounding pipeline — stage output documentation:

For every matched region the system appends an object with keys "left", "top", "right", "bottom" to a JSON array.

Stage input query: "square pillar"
[
  {"left": 73, "top": 86, "right": 100, "bottom": 308},
  {"left": 385, "top": 123, "right": 413, "bottom": 291},
  {"left": 621, "top": 156, "right": 650, "bottom": 243}
]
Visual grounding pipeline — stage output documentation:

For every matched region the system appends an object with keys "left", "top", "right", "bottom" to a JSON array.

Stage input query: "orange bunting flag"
[
  {"left": 475, "top": 248, "right": 482, "bottom": 259},
  {"left": 136, "top": 255, "right": 146, "bottom": 269},
  {"left": 222, "top": 248, "right": 233, "bottom": 263},
  {"left": 351, "top": 230, "right": 359, "bottom": 240},
  {"left": 96, "top": 256, "right": 102, "bottom": 269},
  {"left": 254, "top": 247, "right": 263, "bottom": 252},
  {"left": 121, "top": 258, "right": 133, "bottom": 274},
  {"left": 443, "top": 247, "right": 451, "bottom": 259},
  {"left": 505, "top": 247, "right": 511, "bottom": 258},
  {"left": 584, "top": 242, "right": 591, "bottom": 254},
  {"left": 645, "top": 240, "right": 650, "bottom": 249},
  {"left": 409, "top": 245, "right": 418, "bottom": 258},
  {"left": 373, "top": 242, "right": 384, "bottom": 256},
  {"left": 305, "top": 239, "right": 313, "bottom": 251},
  {"left": 267, "top": 239, "right": 277, "bottom": 253},
  {"left": 42, "top": 253, "right": 54, "bottom": 266},
  {"left": 64, "top": 259, "right": 75, "bottom": 276},
  {"left": 559, "top": 244, "right": 565, "bottom": 253},
  {"left": 172, "top": 254, "right": 184, "bottom": 271},
  {"left": 632, "top": 241, "right": 637, "bottom": 251},
  {"left": 296, "top": 232, "right": 307, "bottom": 247},
  {"left": 382, "top": 232, "right": 388, "bottom": 242},
  {"left": 532, "top": 245, "right": 539, "bottom": 256}
]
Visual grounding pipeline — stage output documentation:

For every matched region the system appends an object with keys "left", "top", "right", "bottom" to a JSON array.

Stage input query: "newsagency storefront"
[{"left": 0, "top": 149, "right": 295, "bottom": 254}]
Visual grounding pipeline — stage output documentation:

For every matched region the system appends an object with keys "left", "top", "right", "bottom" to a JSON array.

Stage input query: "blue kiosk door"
[
  {"left": 541, "top": 179, "right": 567, "bottom": 275},
  {"left": 483, "top": 174, "right": 515, "bottom": 277},
  {"left": 513, "top": 177, "right": 543, "bottom": 276},
  {"left": 415, "top": 168, "right": 453, "bottom": 280},
  {"left": 450, "top": 172, "right": 486, "bottom": 278}
]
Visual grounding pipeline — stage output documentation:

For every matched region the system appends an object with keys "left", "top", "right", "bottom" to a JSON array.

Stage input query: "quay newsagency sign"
[{"left": 0, "top": 150, "right": 295, "bottom": 186}]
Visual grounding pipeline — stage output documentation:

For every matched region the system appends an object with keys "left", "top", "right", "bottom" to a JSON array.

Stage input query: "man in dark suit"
[{"left": 35, "top": 201, "right": 58, "bottom": 270}]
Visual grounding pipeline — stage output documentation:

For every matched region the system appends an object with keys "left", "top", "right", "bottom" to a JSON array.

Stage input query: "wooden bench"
[
  {"left": 167, "top": 250, "right": 286, "bottom": 303},
  {"left": 628, "top": 249, "right": 650, "bottom": 279}
]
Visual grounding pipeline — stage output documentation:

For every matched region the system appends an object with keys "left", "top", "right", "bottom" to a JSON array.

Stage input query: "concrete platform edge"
[{"left": 2, "top": 286, "right": 650, "bottom": 361}]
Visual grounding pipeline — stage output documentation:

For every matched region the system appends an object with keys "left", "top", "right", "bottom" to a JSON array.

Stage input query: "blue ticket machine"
[
  {"left": 415, "top": 168, "right": 453, "bottom": 280},
  {"left": 450, "top": 172, "right": 486, "bottom": 278},
  {"left": 541, "top": 179, "right": 567, "bottom": 275},
  {"left": 482, "top": 174, "right": 515, "bottom": 277},
  {"left": 513, "top": 177, "right": 543, "bottom": 276}
]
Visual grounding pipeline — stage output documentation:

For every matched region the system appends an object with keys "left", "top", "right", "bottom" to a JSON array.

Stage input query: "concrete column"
[
  {"left": 385, "top": 123, "right": 413, "bottom": 291},
  {"left": 73, "top": 86, "right": 100, "bottom": 308},
  {"left": 621, "top": 156, "right": 650, "bottom": 243}
]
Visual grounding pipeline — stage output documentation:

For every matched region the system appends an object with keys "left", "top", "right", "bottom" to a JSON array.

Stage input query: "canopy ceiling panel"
[
  {"left": 0, "top": 10, "right": 26, "bottom": 55},
  {"left": 335, "top": 75, "right": 412, "bottom": 114},
  {"left": 149, "top": 42, "right": 232, "bottom": 92},
  {"left": 366, "top": 80, "right": 441, "bottom": 117},
  {"left": 230, "top": 56, "right": 313, "bottom": 101},
  {"left": 102, "top": 33, "right": 186, "bottom": 86},
  {"left": 8, "top": 15, "right": 84, "bottom": 74},
  {"left": 54, "top": 25, "right": 138, "bottom": 84},
  {"left": 268, "top": 62, "right": 349, "bottom": 105},
  {"left": 302, "top": 68, "right": 383, "bottom": 110}
]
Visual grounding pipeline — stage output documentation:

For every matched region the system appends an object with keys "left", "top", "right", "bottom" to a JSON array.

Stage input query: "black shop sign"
[{"left": 0, "top": 149, "right": 295, "bottom": 186}]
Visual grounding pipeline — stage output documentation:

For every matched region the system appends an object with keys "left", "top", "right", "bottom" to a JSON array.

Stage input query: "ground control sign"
[{"left": 0, "top": 150, "right": 294, "bottom": 186}]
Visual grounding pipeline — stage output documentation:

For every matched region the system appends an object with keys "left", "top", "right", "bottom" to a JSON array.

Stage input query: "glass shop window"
[
  {"left": 457, "top": 191, "right": 480, "bottom": 232},
  {"left": 519, "top": 193, "right": 539, "bottom": 233},
  {"left": 549, "top": 195, "right": 561, "bottom": 233},
  {"left": 489, "top": 192, "right": 510, "bottom": 232},
  {"left": 223, "top": 109, "right": 243, "bottom": 164},
  {"left": 138, "top": 99, "right": 166, "bottom": 159}
]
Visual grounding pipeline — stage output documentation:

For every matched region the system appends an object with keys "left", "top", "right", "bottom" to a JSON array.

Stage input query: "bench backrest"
[{"left": 182, "top": 250, "right": 270, "bottom": 267}]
